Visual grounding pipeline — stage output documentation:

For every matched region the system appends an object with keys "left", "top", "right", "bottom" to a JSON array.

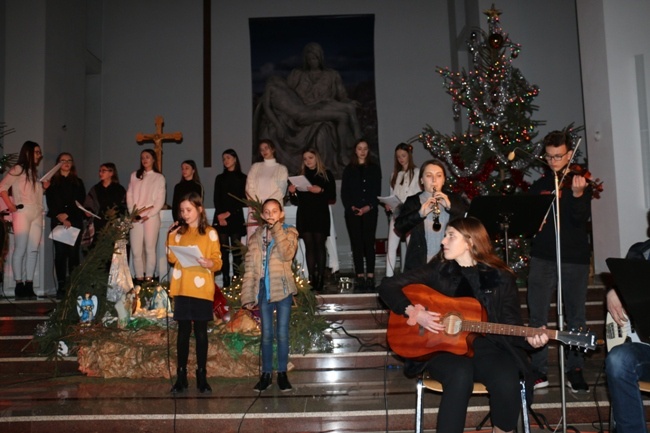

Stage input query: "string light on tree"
[{"left": 414, "top": 4, "right": 546, "bottom": 199}]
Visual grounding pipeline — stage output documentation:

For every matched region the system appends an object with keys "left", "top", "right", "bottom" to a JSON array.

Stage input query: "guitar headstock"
[{"left": 556, "top": 329, "right": 597, "bottom": 351}]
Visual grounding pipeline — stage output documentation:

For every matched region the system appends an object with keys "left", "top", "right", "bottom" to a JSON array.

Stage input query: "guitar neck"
[{"left": 462, "top": 321, "right": 557, "bottom": 339}]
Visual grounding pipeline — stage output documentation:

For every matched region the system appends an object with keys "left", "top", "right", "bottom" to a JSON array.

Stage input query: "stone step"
[{"left": 0, "top": 360, "right": 626, "bottom": 433}]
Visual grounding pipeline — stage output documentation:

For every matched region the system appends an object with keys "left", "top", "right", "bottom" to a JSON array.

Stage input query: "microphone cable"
[{"left": 237, "top": 323, "right": 263, "bottom": 433}]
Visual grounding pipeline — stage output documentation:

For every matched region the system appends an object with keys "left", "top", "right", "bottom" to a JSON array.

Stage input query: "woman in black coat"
[
  {"left": 213, "top": 149, "right": 247, "bottom": 287},
  {"left": 46, "top": 153, "right": 86, "bottom": 298},
  {"left": 378, "top": 217, "right": 548, "bottom": 433},
  {"left": 341, "top": 139, "right": 382, "bottom": 291},
  {"left": 395, "top": 159, "right": 468, "bottom": 271},
  {"left": 172, "top": 160, "right": 204, "bottom": 223},
  {"left": 288, "top": 148, "right": 336, "bottom": 291}
]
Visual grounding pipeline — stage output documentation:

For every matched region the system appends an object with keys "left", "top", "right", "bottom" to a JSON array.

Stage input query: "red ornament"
[{"left": 489, "top": 33, "right": 504, "bottom": 49}]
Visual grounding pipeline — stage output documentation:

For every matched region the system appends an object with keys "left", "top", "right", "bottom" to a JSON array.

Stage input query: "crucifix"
[{"left": 135, "top": 116, "right": 183, "bottom": 173}]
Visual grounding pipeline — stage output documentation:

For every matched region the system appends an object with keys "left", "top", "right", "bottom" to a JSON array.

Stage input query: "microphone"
[
  {"left": 508, "top": 148, "right": 550, "bottom": 168},
  {"left": 168, "top": 221, "right": 181, "bottom": 234},
  {"left": 1, "top": 205, "right": 23, "bottom": 216}
]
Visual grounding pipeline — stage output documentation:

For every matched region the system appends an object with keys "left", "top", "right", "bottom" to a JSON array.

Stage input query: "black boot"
[
  {"left": 318, "top": 272, "right": 326, "bottom": 292},
  {"left": 253, "top": 372, "right": 272, "bottom": 392},
  {"left": 14, "top": 282, "right": 26, "bottom": 300},
  {"left": 196, "top": 368, "right": 212, "bottom": 393},
  {"left": 354, "top": 276, "right": 366, "bottom": 292},
  {"left": 56, "top": 280, "right": 66, "bottom": 300},
  {"left": 365, "top": 277, "right": 376, "bottom": 292},
  {"left": 309, "top": 272, "right": 320, "bottom": 291},
  {"left": 24, "top": 281, "right": 37, "bottom": 299},
  {"left": 277, "top": 371, "right": 292, "bottom": 392},
  {"left": 170, "top": 367, "right": 188, "bottom": 393}
]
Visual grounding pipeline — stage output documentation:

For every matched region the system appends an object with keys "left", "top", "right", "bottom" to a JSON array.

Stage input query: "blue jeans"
[
  {"left": 258, "top": 286, "right": 292, "bottom": 373},
  {"left": 606, "top": 342, "right": 650, "bottom": 433},
  {"left": 527, "top": 257, "right": 589, "bottom": 374}
]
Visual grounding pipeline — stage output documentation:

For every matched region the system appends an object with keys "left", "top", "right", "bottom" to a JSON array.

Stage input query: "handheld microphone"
[
  {"left": 168, "top": 221, "right": 181, "bottom": 234},
  {"left": 1, "top": 204, "right": 24, "bottom": 216}
]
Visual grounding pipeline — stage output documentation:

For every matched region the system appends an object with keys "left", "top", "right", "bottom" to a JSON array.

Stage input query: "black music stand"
[{"left": 468, "top": 195, "right": 554, "bottom": 265}]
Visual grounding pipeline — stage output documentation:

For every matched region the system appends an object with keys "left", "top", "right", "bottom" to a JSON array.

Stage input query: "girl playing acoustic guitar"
[{"left": 378, "top": 216, "right": 548, "bottom": 433}]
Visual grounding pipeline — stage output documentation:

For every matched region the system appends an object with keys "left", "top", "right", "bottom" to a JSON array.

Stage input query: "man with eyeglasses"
[{"left": 526, "top": 130, "right": 592, "bottom": 394}]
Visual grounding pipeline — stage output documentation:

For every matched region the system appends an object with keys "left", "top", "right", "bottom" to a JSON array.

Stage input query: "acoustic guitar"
[{"left": 386, "top": 284, "right": 597, "bottom": 359}]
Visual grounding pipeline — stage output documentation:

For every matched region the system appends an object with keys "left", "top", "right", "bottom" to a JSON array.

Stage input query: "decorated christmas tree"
[{"left": 418, "top": 5, "right": 545, "bottom": 199}]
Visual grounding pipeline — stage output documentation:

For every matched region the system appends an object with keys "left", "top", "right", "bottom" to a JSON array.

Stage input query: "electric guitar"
[
  {"left": 386, "top": 284, "right": 597, "bottom": 359},
  {"left": 605, "top": 312, "right": 641, "bottom": 352}
]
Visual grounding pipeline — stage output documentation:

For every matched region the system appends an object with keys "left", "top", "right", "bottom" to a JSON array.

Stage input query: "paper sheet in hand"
[
  {"left": 288, "top": 176, "right": 312, "bottom": 192},
  {"left": 378, "top": 195, "right": 402, "bottom": 209},
  {"left": 48, "top": 225, "right": 81, "bottom": 246},
  {"left": 169, "top": 245, "right": 203, "bottom": 268},
  {"left": 40, "top": 162, "right": 63, "bottom": 183},
  {"left": 75, "top": 200, "right": 101, "bottom": 219}
]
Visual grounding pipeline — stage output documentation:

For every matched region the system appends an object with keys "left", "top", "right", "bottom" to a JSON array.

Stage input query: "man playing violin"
[{"left": 527, "top": 129, "right": 592, "bottom": 393}]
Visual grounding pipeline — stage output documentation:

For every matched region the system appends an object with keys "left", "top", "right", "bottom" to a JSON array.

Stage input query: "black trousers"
[
  {"left": 54, "top": 238, "right": 81, "bottom": 287},
  {"left": 424, "top": 337, "right": 521, "bottom": 433},
  {"left": 344, "top": 208, "right": 378, "bottom": 275}
]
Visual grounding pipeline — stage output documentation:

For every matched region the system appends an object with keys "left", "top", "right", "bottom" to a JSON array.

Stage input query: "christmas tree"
[{"left": 418, "top": 5, "right": 545, "bottom": 199}]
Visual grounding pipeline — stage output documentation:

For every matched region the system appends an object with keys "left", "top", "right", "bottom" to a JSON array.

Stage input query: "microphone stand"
[
  {"left": 511, "top": 138, "right": 582, "bottom": 433},
  {"left": 546, "top": 138, "right": 583, "bottom": 433}
]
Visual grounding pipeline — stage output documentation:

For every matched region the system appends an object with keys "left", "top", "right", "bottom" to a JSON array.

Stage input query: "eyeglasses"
[
  {"left": 59, "top": 159, "right": 73, "bottom": 163},
  {"left": 543, "top": 152, "right": 569, "bottom": 161},
  {"left": 99, "top": 169, "right": 112, "bottom": 173}
]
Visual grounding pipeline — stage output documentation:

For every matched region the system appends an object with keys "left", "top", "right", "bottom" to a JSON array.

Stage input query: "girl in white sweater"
[
  {"left": 245, "top": 139, "right": 288, "bottom": 239},
  {"left": 0, "top": 141, "right": 48, "bottom": 299},
  {"left": 126, "top": 149, "right": 166, "bottom": 282},
  {"left": 384, "top": 143, "right": 420, "bottom": 277}
]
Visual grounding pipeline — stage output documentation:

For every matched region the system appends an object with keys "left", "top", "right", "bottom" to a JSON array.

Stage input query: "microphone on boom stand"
[{"left": 507, "top": 148, "right": 551, "bottom": 168}]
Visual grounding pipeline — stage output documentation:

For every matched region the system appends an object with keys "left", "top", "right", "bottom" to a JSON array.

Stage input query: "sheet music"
[
  {"left": 39, "top": 162, "right": 63, "bottom": 182},
  {"left": 48, "top": 225, "right": 81, "bottom": 246},
  {"left": 169, "top": 245, "right": 204, "bottom": 268},
  {"left": 288, "top": 176, "right": 312, "bottom": 192},
  {"left": 75, "top": 200, "right": 101, "bottom": 219},
  {"left": 378, "top": 195, "right": 402, "bottom": 209}
]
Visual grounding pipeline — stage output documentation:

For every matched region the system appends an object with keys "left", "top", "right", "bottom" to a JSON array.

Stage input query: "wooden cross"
[{"left": 135, "top": 116, "right": 183, "bottom": 173}]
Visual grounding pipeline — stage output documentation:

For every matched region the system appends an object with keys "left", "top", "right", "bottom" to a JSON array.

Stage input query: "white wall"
[{"left": 577, "top": 0, "right": 650, "bottom": 271}]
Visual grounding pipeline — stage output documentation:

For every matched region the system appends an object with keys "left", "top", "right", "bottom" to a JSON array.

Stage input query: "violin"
[{"left": 560, "top": 163, "right": 603, "bottom": 199}]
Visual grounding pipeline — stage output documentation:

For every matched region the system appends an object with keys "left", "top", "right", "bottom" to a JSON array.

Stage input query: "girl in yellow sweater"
[{"left": 167, "top": 192, "right": 222, "bottom": 393}]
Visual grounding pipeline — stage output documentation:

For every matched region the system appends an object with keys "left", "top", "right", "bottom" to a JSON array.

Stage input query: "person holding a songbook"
[
  {"left": 378, "top": 216, "right": 548, "bottom": 433},
  {"left": 83, "top": 162, "right": 127, "bottom": 238},
  {"left": 288, "top": 148, "right": 336, "bottom": 291},
  {"left": 167, "top": 192, "right": 222, "bottom": 394},
  {"left": 394, "top": 159, "right": 468, "bottom": 272},
  {"left": 383, "top": 142, "right": 421, "bottom": 277},
  {"left": 0, "top": 141, "right": 49, "bottom": 299},
  {"left": 45, "top": 152, "right": 86, "bottom": 300},
  {"left": 241, "top": 198, "right": 299, "bottom": 392}
]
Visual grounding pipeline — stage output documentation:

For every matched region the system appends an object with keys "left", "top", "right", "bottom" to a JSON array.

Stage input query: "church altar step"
[{"left": 0, "top": 284, "right": 630, "bottom": 433}]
